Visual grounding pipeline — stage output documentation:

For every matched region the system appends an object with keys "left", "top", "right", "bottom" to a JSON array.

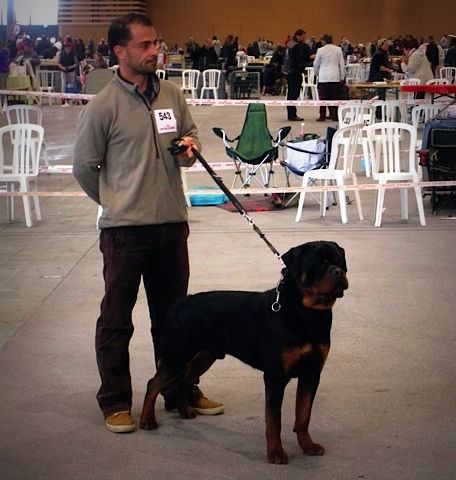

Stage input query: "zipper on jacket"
[{"left": 138, "top": 93, "right": 160, "bottom": 158}]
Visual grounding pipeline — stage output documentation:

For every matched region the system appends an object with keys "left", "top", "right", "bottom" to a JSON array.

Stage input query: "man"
[
  {"left": 58, "top": 41, "right": 79, "bottom": 96},
  {"left": 368, "top": 38, "right": 394, "bottom": 101},
  {"left": 283, "top": 29, "right": 311, "bottom": 121},
  {"left": 73, "top": 13, "right": 223, "bottom": 434}
]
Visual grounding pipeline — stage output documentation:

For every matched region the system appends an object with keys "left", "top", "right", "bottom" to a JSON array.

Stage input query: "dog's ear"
[
  {"left": 327, "top": 241, "right": 347, "bottom": 272},
  {"left": 281, "top": 244, "right": 314, "bottom": 279}
]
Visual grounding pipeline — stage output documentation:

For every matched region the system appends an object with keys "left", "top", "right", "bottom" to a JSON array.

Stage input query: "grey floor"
[{"left": 0, "top": 94, "right": 455, "bottom": 480}]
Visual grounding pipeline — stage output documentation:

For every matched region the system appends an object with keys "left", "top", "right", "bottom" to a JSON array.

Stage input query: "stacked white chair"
[
  {"left": 300, "top": 67, "right": 318, "bottom": 100},
  {"left": 5, "top": 105, "right": 49, "bottom": 167},
  {"left": 337, "top": 102, "right": 375, "bottom": 176},
  {"left": 0, "top": 124, "right": 44, "bottom": 227}
]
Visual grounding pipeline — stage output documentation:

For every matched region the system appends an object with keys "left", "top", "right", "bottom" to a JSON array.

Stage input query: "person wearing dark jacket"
[
  {"left": 283, "top": 28, "right": 309, "bottom": 121},
  {"left": 444, "top": 37, "right": 456, "bottom": 67},
  {"left": 426, "top": 37, "right": 440, "bottom": 75}
]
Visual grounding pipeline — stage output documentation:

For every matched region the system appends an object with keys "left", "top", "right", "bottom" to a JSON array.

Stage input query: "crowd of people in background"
[{"left": 0, "top": 27, "right": 454, "bottom": 106}]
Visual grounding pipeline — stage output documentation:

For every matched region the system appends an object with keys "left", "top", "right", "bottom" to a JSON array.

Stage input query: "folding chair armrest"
[
  {"left": 273, "top": 126, "right": 292, "bottom": 146},
  {"left": 212, "top": 127, "right": 239, "bottom": 148}
]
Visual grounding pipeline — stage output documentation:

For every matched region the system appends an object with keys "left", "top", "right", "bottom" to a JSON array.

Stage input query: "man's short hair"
[
  {"left": 108, "top": 13, "right": 152, "bottom": 51},
  {"left": 322, "top": 34, "right": 333, "bottom": 44}
]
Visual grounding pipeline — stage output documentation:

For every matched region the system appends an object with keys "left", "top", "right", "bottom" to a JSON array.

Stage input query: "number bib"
[{"left": 154, "top": 109, "right": 177, "bottom": 134}]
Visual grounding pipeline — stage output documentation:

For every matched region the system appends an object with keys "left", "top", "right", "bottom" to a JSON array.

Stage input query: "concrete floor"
[{"left": 0, "top": 93, "right": 455, "bottom": 480}]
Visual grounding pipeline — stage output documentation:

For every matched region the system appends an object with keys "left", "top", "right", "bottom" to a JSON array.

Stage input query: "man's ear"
[{"left": 113, "top": 45, "right": 124, "bottom": 60}]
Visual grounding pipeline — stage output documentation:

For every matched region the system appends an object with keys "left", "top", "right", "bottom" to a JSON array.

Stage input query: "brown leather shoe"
[
  {"left": 105, "top": 410, "right": 136, "bottom": 433},
  {"left": 189, "top": 389, "right": 224, "bottom": 415}
]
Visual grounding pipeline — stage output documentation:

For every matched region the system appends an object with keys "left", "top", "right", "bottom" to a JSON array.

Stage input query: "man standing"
[
  {"left": 73, "top": 13, "right": 223, "bottom": 434},
  {"left": 283, "top": 29, "right": 311, "bottom": 121}
]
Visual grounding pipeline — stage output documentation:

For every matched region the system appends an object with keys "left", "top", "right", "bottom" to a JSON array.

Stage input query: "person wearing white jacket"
[
  {"left": 313, "top": 34, "right": 345, "bottom": 121},
  {"left": 401, "top": 39, "right": 434, "bottom": 98}
]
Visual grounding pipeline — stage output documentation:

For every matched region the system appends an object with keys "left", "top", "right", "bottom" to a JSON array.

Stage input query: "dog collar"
[{"left": 271, "top": 277, "right": 284, "bottom": 312}]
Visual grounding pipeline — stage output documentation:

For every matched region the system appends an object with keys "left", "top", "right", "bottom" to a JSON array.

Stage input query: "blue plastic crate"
[{"left": 189, "top": 186, "right": 228, "bottom": 206}]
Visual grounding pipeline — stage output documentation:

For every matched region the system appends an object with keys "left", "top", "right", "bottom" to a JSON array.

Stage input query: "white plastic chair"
[
  {"left": 426, "top": 78, "right": 450, "bottom": 86},
  {"left": 411, "top": 104, "right": 445, "bottom": 150},
  {"left": 424, "top": 78, "right": 451, "bottom": 101},
  {"left": 5, "top": 105, "right": 49, "bottom": 167},
  {"left": 180, "top": 69, "right": 200, "bottom": 99},
  {"left": 411, "top": 104, "right": 445, "bottom": 130},
  {"left": 200, "top": 69, "right": 221, "bottom": 101},
  {"left": 399, "top": 78, "right": 421, "bottom": 102},
  {"left": 295, "top": 124, "right": 364, "bottom": 224},
  {"left": 38, "top": 69, "right": 59, "bottom": 106},
  {"left": 337, "top": 102, "right": 374, "bottom": 176},
  {"left": 300, "top": 67, "right": 319, "bottom": 100},
  {"left": 0, "top": 123, "right": 44, "bottom": 227},
  {"left": 366, "top": 122, "right": 426, "bottom": 227},
  {"left": 372, "top": 100, "right": 408, "bottom": 123},
  {"left": 439, "top": 67, "right": 456, "bottom": 84},
  {"left": 156, "top": 69, "right": 166, "bottom": 79}
]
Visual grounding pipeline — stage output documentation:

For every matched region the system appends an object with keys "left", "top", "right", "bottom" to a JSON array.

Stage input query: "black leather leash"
[{"left": 168, "top": 139, "right": 285, "bottom": 268}]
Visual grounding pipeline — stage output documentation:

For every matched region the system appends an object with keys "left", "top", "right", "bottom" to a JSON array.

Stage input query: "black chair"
[{"left": 426, "top": 128, "right": 456, "bottom": 215}]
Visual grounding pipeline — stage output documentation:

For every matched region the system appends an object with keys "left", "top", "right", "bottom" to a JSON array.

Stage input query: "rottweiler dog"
[{"left": 140, "top": 240, "right": 348, "bottom": 464}]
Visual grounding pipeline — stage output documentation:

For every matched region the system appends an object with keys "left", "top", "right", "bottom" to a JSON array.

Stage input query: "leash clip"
[{"left": 271, "top": 277, "right": 283, "bottom": 312}]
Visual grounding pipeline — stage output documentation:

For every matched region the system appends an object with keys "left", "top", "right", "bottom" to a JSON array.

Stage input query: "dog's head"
[{"left": 281, "top": 241, "right": 348, "bottom": 310}]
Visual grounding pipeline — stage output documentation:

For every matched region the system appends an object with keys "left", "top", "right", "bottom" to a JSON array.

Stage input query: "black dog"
[{"left": 140, "top": 241, "right": 348, "bottom": 464}]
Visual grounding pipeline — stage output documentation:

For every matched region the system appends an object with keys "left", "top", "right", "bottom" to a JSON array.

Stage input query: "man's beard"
[{"left": 130, "top": 56, "right": 157, "bottom": 75}]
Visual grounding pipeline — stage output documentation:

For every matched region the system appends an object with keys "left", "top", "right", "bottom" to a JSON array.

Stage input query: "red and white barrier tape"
[
  {"left": 1, "top": 180, "right": 455, "bottom": 197},
  {"left": 0, "top": 89, "right": 447, "bottom": 107}
]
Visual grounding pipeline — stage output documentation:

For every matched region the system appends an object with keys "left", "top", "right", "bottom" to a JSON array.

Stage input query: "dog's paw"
[
  {"left": 300, "top": 441, "right": 325, "bottom": 456},
  {"left": 267, "top": 447, "right": 289, "bottom": 464},
  {"left": 178, "top": 406, "right": 197, "bottom": 419},
  {"left": 139, "top": 419, "right": 158, "bottom": 430},
  {"left": 296, "top": 431, "right": 325, "bottom": 456}
]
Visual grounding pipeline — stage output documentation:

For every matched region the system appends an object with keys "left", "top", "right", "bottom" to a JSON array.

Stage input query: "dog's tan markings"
[
  {"left": 302, "top": 292, "right": 335, "bottom": 310},
  {"left": 282, "top": 343, "right": 313, "bottom": 373}
]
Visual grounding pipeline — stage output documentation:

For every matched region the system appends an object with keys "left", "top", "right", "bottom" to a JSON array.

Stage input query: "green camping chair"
[{"left": 213, "top": 103, "right": 291, "bottom": 190}]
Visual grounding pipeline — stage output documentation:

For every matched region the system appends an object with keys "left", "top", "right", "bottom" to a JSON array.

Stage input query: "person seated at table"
[{"left": 14, "top": 38, "right": 41, "bottom": 72}]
